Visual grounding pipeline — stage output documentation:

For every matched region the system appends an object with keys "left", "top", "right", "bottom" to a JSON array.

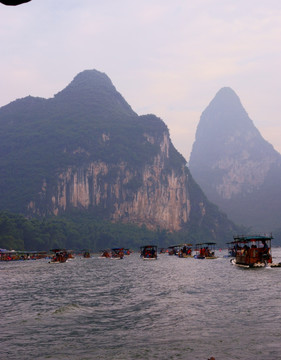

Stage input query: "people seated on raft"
[
  {"left": 242, "top": 244, "right": 249, "bottom": 255},
  {"left": 205, "top": 247, "right": 211, "bottom": 257},
  {"left": 143, "top": 248, "right": 156, "bottom": 258},
  {"left": 200, "top": 247, "right": 205, "bottom": 257}
]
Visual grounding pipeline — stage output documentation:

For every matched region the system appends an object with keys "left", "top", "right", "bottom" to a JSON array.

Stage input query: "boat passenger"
[
  {"left": 242, "top": 244, "right": 249, "bottom": 255},
  {"left": 261, "top": 240, "right": 269, "bottom": 254},
  {"left": 205, "top": 247, "right": 211, "bottom": 257}
]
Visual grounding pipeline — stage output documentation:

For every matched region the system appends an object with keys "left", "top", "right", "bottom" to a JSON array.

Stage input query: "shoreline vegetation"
[{"left": 0, "top": 211, "right": 223, "bottom": 252}]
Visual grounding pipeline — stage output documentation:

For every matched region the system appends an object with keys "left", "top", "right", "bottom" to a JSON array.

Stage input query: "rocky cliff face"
[
  {"left": 189, "top": 87, "right": 281, "bottom": 230},
  {"left": 28, "top": 132, "right": 190, "bottom": 231},
  {"left": 0, "top": 70, "right": 236, "bottom": 240}
]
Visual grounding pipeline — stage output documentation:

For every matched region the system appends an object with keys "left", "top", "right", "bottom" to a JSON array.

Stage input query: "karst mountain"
[
  {"left": 189, "top": 87, "right": 281, "bottom": 231},
  {"left": 0, "top": 70, "right": 237, "bottom": 245}
]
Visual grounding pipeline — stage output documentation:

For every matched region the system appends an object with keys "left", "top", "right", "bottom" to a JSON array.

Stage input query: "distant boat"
[
  {"left": 111, "top": 248, "right": 124, "bottom": 260},
  {"left": 49, "top": 249, "right": 71, "bottom": 263},
  {"left": 82, "top": 250, "right": 91, "bottom": 258},
  {"left": 140, "top": 245, "right": 157, "bottom": 260},
  {"left": 99, "top": 249, "right": 111, "bottom": 258},
  {"left": 194, "top": 242, "right": 217, "bottom": 259},
  {"left": 178, "top": 244, "right": 193, "bottom": 258}
]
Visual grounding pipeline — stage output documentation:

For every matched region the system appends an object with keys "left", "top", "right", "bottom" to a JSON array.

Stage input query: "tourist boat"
[
  {"left": 99, "top": 249, "right": 111, "bottom": 258},
  {"left": 194, "top": 242, "right": 217, "bottom": 259},
  {"left": 204, "top": 243, "right": 217, "bottom": 259},
  {"left": 0, "top": 250, "right": 47, "bottom": 261},
  {"left": 83, "top": 250, "right": 91, "bottom": 258},
  {"left": 111, "top": 248, "right": 124, "bottom": 259},
  {"left": 178, "top": 244, "right": 193, "bottom": 258},
  {"left": 140, "top": 245, "right": 157, "bottom": 260},
  {"left": 230, "top": 234, "right": 281, "bottom": 268},
  {"left": 167, "top": 245, "right": 179, "bottom": 256},
  {"left": 49, "top": 249, "right": 69, "bottom": 263}
]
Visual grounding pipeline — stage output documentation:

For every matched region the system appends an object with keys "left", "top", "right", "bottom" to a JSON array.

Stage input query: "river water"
[{"left": 1, "top": 249, "right": 281, "bottom": 360}]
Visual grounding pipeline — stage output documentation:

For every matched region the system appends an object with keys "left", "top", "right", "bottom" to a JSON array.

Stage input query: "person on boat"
[
  {"left": 260, "top": 240, "right": 271, "bottom": 262},
  {"left": 242, "top": 244, "right": 249, "bottom": 255},
  {"left": 261, "top": 240, "right": 269, "bottom": 253}
]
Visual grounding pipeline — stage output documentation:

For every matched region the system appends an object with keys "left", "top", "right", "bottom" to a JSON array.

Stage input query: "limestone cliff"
[
  {"left": 0, "top": 70, "right": 236, "bottom": 240},
  {"left": 28, "top": 132, "right": 191, "bottom": 231}
]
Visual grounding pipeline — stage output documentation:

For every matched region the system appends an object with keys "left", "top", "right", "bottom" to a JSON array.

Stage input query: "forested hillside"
[{"left": 0, "top": 70, "right": 239, "bottom": 250}]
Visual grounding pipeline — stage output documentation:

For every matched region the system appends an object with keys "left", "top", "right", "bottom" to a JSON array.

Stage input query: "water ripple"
[{"left": 1, "top": 250, "right": 281, "bottom": 359}]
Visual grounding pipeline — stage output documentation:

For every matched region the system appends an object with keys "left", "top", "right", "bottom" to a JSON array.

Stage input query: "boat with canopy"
[
  {"left": 140, "top": 245, "right": 157, "bottom": 260},
  {"left": 230, "top": 234, "right": 281, "bottom": 268}
]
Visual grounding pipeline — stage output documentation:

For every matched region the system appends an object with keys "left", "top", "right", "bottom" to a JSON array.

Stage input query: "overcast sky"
[{"left": 1, "top": 0, "right": 281, "bottom": 161}]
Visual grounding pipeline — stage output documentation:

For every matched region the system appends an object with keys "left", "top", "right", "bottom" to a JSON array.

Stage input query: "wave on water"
[{"left": 52, "top": 303, "right": 81, "bottom": 315}]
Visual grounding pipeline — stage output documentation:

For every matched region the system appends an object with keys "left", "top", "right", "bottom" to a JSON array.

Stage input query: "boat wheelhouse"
[
  {"left": 140, "top": 245, "right": 157, "bottom": 260},
  {"left": 231, "top": 234, "right": 273, "bottom": 268}
]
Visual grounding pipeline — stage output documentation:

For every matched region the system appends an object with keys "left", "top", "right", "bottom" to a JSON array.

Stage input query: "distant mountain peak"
[
  {"left": 215, "top": 86, "right": 238, "bottom": 97},
  {"left": 55, "top": 69, "right": 116, "bottom": 99},
  {"left": 54, "top": 69, "right": 136, "bottom": 118},
  {"left": 209, "top": 87, "right": 244, "bottom": 112},
  {"left": 189, "top": 87, "right": 281, "bottom": 230}
]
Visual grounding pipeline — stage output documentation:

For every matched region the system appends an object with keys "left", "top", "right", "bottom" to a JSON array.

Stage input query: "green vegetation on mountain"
[
  {"left": 0, "top": 211, "right": 239, "bottom": 251},
  {"left": 0, "top": 71, "right": 168, "bottom": 213},
  {"left": 0, "top": 70, "right": 239, "bottom": 250}
]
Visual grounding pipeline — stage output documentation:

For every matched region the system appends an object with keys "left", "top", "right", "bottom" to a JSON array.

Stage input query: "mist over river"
[{"left": 2, "top": 249, "right": 281, "bottom": 360}]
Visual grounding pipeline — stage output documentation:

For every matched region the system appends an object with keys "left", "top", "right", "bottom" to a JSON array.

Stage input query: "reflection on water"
[{"left": 1, "top": 249, "right": 281, "bottom": 360}]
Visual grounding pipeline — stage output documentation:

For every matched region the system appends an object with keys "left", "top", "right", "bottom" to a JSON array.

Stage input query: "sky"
[{"left": 1, "top": 0, "right": 281, "bottom": 161}]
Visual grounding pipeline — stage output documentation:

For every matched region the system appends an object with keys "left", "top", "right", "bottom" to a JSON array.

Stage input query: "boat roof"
[
  {"left": 195, "top": 242, "right": 216, "bottom": 246},
  {"left": 0, "top": 250, "right": 47, "bottom": 254},
  {"left": 233, "top": 234, "right": 273, "bottom": 242},
  {"left": 140, "top": 245, "right": 157, "bottom": 249}
]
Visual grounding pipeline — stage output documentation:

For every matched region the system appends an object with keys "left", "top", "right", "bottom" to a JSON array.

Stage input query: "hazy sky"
[{"left": 1, "top": 0, "right": 281, "bottom": 161}]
